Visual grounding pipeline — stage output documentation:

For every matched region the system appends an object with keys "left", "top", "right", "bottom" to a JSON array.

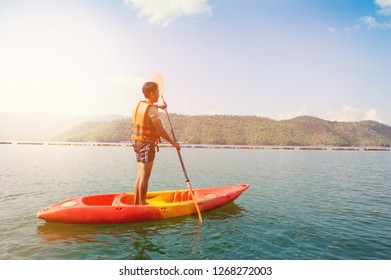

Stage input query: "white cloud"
[
  {"left": 341, "top": 105, "right": 360, "bottom": 121},
  {"left": 208, "top": 110, "right": 222, "bottom": 115},
  {"left": 375, "top": 0, "right": 391, "bottom": 15},
  {"left": 327, "top": 26, "right": 336, "bottom": 34},
  {"left": 258, "top": 106, "right": 389, "bottom": 125},
  {"left": 364, "top": 109, "right": 384, "bottom": 123},
  {"left": 344, "top": 24, "right": 362, "bottom": 36},
  {"left": 319, "top": 106, "right": 389, "bottom": 124},
  {"left": 341, "top": 105, "right": 359, "bottom": 114},
  {"left": 359, "top": 15, "right": 391, "bottom": 29},
  {"left": 360, "top": 16, "right": 378, "bottom": 28},
  {"left": 123, "top": 0, "right": 212, "bottom": 27},
  {"left": 344, "top": 1, "right": 391, "bottom": 34},
  {"left": 277, "top": 107, "right": 309, "bottom": 120},
  {"left": 322, "top": 105, "right": 360, "bottom": 122}
]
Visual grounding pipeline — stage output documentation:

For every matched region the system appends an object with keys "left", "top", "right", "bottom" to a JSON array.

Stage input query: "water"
[{"left": 1, "top": 144, "right": 390, "bottom": 260}]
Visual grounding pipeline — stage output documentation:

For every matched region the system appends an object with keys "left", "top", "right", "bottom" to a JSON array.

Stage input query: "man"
[{"left": 132, "top": 81, "right": 181, "bottom": 205}]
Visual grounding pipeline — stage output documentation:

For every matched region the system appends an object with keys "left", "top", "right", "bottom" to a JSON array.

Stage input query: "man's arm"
[{"left": 152, "top": 118, "right": 181, "bottom": 150}]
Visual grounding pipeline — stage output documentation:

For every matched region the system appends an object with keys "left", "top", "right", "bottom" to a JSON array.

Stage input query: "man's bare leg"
[{"left": 134, "top": 161, "right": 154, "bottom": 205}]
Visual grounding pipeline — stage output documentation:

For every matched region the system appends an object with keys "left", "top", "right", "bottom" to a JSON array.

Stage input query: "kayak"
[{"left": 37, "top": 184, "right": 249, "bottom": 224}]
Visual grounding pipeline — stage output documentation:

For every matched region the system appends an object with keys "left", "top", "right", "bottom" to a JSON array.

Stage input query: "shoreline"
[{"left": 1, "top": 141, "right": 390, "bottom": 151}]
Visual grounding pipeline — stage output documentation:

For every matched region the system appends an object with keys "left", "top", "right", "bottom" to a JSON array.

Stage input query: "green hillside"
[{"left": 52, "top": 115, "right": 391, "bottom": 147}]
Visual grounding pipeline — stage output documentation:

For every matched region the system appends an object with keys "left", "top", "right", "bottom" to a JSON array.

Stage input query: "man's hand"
[
  {"left": 172, "top": 141, "right": 181, "bottom": 151},
  {"left": 156, "top": 102, "right": 167, "bottom": 110}
]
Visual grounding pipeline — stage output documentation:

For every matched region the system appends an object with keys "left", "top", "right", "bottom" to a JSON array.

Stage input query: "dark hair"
[{"left": 142, "top": 81, "right": 158, "bottom": 98}]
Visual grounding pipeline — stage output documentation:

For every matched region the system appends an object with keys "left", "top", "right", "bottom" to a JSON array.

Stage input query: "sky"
[{"left": 1, "top": 0, "right": 391, "bottom": 124}]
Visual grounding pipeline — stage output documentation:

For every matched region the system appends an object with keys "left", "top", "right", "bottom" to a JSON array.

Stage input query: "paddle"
[{"left": 153, "top": 73, "right": 203, "bottom": 224}]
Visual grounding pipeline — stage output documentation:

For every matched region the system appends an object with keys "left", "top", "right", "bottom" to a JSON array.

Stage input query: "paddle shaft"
[{"left": 161, "top": 98, "right": 203, "bottom": 224}]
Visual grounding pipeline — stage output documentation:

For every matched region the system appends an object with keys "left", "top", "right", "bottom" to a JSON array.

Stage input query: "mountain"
[
  {"left": 51, "top": 115, "right": 391, "bottom": 147},
  {"left": 0, "top": 112, "right": 126, "bottom": 141}
]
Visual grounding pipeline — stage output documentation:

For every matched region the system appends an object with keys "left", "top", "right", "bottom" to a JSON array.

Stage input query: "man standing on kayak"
[{"left": 132, "top": 81, "right": 181, "bottom": 205}]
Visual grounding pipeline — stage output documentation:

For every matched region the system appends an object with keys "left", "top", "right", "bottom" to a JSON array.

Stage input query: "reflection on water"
[{"left": 36, "top": 203, "right": 245, "bottom": 259}]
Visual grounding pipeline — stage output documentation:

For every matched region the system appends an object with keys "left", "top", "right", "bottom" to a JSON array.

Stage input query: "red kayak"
[{"left": 37, "top": 184, "right": 249, "bottom": 224}]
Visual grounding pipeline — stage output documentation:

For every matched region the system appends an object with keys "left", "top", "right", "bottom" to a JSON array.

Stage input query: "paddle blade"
[{"left": 153, "top": 73, "right": 165, "bottom": 97}]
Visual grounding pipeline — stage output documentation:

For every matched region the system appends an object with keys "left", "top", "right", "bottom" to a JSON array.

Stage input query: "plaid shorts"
[{"left": 133, "top": 141, "right": 156, "bottom": 163}]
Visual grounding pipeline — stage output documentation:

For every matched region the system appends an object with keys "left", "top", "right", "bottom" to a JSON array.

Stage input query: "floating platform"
[
  {"left": 2, "top": 141, "right": 390, "bottom": 152},
  {"left": 332, "top": 148, "right": 360, "bottom": 151},
  {"left": 364, "top": 148, "right": 390, "bottom": 152},
  {"left": 299, "top": 147, "right": 327, "bottom": 151}
]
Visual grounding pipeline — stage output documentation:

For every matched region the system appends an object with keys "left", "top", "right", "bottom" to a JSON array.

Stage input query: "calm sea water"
[{"left": 1, "top": 144, "right": 390, "bottom": 260}]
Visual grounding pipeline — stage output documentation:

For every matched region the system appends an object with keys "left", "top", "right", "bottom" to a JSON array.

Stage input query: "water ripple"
[{"left": 1, "top": 146, "right": 391, "bottom": 259}]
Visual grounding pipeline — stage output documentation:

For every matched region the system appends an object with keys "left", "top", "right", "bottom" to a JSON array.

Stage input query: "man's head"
[{"left": 142, "top": 81, "right": 159, "bottom": 98}]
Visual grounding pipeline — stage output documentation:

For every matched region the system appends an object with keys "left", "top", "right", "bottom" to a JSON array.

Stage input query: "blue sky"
[{"left": 0, "top": 0, "right": 390, "bottom": 124}]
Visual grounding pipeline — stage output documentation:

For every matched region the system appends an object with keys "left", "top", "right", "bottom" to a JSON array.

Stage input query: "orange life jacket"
[{"left": 132, "top": 101, "right": 160, "bottom": 143}]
